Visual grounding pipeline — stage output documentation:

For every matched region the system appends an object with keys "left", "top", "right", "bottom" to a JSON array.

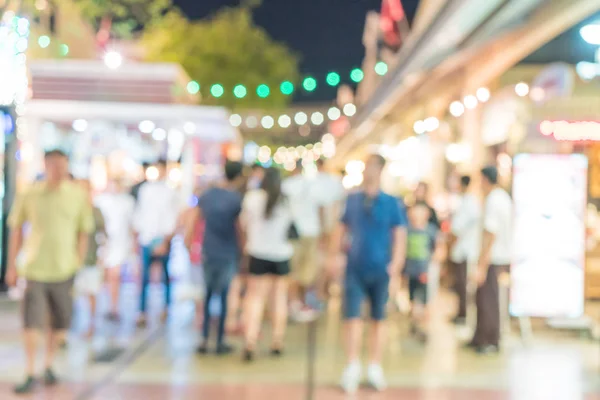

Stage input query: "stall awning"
[{"left": 29, "top": 60, "right": 198, "bottom": 105}]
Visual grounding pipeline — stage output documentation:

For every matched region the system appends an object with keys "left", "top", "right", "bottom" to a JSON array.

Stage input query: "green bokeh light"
[
  {"left": 233, "top": 85, "right": 247, "bottom": 98},
  {"left": 375, "top": 61, "right": 388, "bottom": 76},
  {"left": 280, "top": 81, "right": 294, "bottom": 95},
  {"left": 60, "top": 44, "right": 69, "bottom": 56},
  {"left": 303, "top": 77, "right": 317, "bottom": 92},
  {"left": 326, "top": 72, "right": 341, "bottom": 86},
  {"left": 350, "top": 68, "right": 364, "bottom": 83},
  {"left": 257, "top": 84, "right": 270, "bottom": 98},
  {"left": 38, "top": 35, "right": 50, "bottom": 48},
  {"left": 186, "top": 81, "right": 200, "bottom": 94},
  {"left": 211, "top": 84, "right": 224, "bottom": 98}
]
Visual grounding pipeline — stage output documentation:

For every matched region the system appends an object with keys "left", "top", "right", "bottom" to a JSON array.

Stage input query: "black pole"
[
  {"left": 306, "top": 318, "right": 317, "bottom": 400},
  {"left": 0, "top": 106, "right": 16, "bottom": 293}
]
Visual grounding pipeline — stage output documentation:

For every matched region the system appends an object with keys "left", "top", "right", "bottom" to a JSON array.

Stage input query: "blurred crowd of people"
[{"left": 5, "top": 148, "right": 512, "bottom": 396}]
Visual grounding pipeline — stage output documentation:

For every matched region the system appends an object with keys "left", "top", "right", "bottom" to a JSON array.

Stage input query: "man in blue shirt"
[
  {"left": 186, "top": 161, "right": 244, "bottom": 355},
  {"left": 328, "top": 154, "right": 406, "bottom": 394}
]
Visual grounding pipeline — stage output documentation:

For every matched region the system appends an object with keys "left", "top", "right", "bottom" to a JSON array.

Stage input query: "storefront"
[
  {"left": 449, "top": 63, "right": 600, "bottom": 302},
  {"left": 18, "top": 60, "right": 241, "bottom": 197}
]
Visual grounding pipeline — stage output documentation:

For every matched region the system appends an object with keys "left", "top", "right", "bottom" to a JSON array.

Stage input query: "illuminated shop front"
[
  {"left": 18, "top": 61, "right": 240, "bottom": 196},
  {"left": 479, "top": 64, "right": 600, "bottom": 301}
]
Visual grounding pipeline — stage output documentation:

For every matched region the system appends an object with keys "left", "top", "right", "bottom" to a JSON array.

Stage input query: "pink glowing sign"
[{"left": 539, "top": 120, "right": 600, "bottom": 141}]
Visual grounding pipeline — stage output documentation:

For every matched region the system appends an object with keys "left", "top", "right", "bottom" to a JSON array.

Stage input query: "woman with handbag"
[{"left": 241, "top": 167, "right": 294, "bottom": 362}]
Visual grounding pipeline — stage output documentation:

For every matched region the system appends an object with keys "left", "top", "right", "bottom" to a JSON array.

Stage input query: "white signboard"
[{"left": 510, "top": 154, "right": 587, "bottom": 318}]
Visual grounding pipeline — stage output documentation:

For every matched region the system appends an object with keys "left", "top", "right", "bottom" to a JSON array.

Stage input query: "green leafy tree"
[
  {"left": 4, "top": 0, "right": 171, "bottom": 37},
  {"left": 141, "top": 6, "right": 300, "bottom": 109},
  {"left": 74, "top": 0, "right": 172, "bottom": 37}
]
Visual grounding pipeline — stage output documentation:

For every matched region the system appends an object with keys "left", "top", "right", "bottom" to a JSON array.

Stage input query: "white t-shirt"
[
  {"left": 450, "top": 193, "right": 481, "bottom": 264},
  {"left": 133, "top": 180, "right": 181, "bottom": 246},
  {"left": 313, "top": 172, "right": 345, "bottom": 233},
  {"left": 95, "top": 193, "right": 135, "bottom": 242},
  {"left": 242, "top": 189, "right": 293, "bottom": 262},
  {"left": 483, "top": 188, "right": 513, "bottom": 265},
  {"left": 95, "top": 192, "right": 136, "bottom": 266},
  {"left": 282, "top": 174, "right": 325, "bottom": 238},
  {"left": 313, "top": 172, "right": 345, "bottom": 206}
]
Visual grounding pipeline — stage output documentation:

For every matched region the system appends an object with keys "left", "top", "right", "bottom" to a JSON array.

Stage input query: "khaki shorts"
[
  {"left": 291, "top": 237, "right": 319, "bottom": 286},
  {"left": 23, "top": 278, "right": 74, "bottom": 330}
]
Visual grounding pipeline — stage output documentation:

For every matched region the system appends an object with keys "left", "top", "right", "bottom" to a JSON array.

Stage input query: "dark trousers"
[
  {"left": 140, "top": 246, "right": 171, "bottom": 313},
  {"left": 472, "top": 264, "right": 509, "bottom": 347},
  {"left": 451, "top": 260, "right": 468, "bottom": 319},
  {"left": 202, "top": 284, "right": 230, "bottom": 346}
]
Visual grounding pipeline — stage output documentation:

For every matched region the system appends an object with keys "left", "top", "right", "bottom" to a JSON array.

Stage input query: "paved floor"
[{"left": 1, "top": 282, "right": 599, "bottom": 399}]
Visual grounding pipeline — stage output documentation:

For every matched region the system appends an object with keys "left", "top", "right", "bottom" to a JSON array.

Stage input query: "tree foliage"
[
  {"left": 141, "top": 6, "right": 300, "bottom": 109},
  {"left": 74, "top": 0, "right": 172, "bottom": 37},
  {"left": 10, "top": 0, "right": 172, "bottom": 37}
]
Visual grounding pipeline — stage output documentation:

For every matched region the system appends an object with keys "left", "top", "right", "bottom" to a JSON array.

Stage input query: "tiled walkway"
[{"left": 0, "top": 283, "right": 599, "bottom": 399}]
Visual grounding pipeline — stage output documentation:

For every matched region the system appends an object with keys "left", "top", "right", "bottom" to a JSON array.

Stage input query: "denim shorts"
[{"left": 343, "top": 271, "right": 390, "bottom": 321}]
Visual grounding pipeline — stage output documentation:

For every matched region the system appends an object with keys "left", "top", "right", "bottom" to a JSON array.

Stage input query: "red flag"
[
  {"left": 96, "top": 16, "right": 112, "bottom": 52},
  {"left": 380, "top": 0, "right": 408, "bottom": 51}
]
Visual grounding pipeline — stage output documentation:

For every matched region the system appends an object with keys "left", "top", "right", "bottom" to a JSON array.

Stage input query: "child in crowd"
[
  {"left": 404, "top": 201, "right": 441, "bottom": 342},
  {"left": 74, "top": 180, "right": 106, "bottom": 338}
]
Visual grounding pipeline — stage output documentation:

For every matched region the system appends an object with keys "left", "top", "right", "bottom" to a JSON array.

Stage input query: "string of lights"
[
  {"left": 229, "top": 103, "right": 357, "bottom": 129},
  {"left": 247, "top": 133, "right": 337, "bottom": 171},
  {"left": 412, "top": 82, "right": 534, "bottom": 136},
  {"left": 184, "top": 62, "right": 389, "bottom": 98},
  {"left": 27, "top": 29, "right": 390, "bottom": 98}
]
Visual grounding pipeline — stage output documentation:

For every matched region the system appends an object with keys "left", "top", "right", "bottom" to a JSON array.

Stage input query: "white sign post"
[{"left": 510, "top": 154, "right": 587, "bottom": 320}]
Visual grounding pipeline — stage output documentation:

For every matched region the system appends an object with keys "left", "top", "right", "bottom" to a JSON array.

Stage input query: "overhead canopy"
[
  {"left": 334, "top": 0, "right": 600, "bottom": 165},
  {"left": 29, "top": 60, "right": 198, "bottom": 104},
  {"left": 25, "top": 99, "right": 238, "bottom": 142}
]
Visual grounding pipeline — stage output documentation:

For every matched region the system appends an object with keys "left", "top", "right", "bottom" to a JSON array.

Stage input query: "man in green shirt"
[{"left": 6, "top": 150, "right": 94, "bottom": 394}]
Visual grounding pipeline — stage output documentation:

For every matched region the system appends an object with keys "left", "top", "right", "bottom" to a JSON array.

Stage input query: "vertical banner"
[{"left": 510, "top": 154, "right": 587, "bottom": 318}]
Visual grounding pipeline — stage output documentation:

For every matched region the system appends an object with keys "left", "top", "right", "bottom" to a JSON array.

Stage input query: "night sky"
[
  {"left": 173, "top": 0, "right": 421, "bottom": 102},
  {"left": 173, "top": 0, "right": 598, "bottom": 102}
]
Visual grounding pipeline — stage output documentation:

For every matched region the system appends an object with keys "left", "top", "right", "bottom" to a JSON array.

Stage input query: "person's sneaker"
[
  {"left": 292, "top": 306, "right": 320, "bottom": 323},
  {"left": 242, "top": 349, "right": 255, "bottom": 363},
  {"left": 136, "top": 315, "right": 147, "bottom": 328},
  {"left": 44, "top": 368, "right": 58, "bottom": 386},
  {"left": 475, "top": 344, "right": 499, "bottom": 355},
  {"left": 216, "top": 343, "right": 234, "bottom": 355},
  {"left": 270, "top": 347, "right": 283, "bottom": 357},
  {"left": 340, "top": 361, "right": 362, "bottom": 394},
  {"left": 160, "top": 310, "right": 169, "bottom": 323},
  {"left": 14, "top": 376, "right": 36, "bottom": 394},
  {"left": 196, "top": 343, "right": 208, "bottom": 355},
  {"left": 366, "top": 363, "right": 387, "bottom": 391},
  {"left": 106, "top": 312, "right": 121, "bottom": 322}
]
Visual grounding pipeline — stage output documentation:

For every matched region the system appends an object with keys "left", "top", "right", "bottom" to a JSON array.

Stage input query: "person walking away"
[
  {"left": 283, "top": 160, "right": 326, "bottom": 321},
  {"left": 313, "top": 159, "right": 346, "bottom": 300},
  {"left": 185, "top": 161, "right": 245, "bottom": 354},
  {"left": 327, "top": 154, "right": 406, "bottom": 393},
  {"left": 246, "top": 164, "right": 265, "bottom": 191},
  {"left": 241, "top": 168, "right": 293, "bottom": 362},
  {"left": 94, "top": 178, "right": 136, "bottom": 321},
  {"left": 74, "top": 179, "right": 106, "bottom": 338},
  {"left": 225, "top": 175, "right": 252, "bottom": 336},
  {"left": 448, "top": 175, "right": 480, "bottom": 325},
  {"left": 182, "top": 200, "right": 206, "bottom": 328},
  {"left": 130, "top": 162, "right": 150, "bottom": 202},
  {"left": 470, "top": 166, "right": 512, "bottom": 354},
  {"left": 133, "top": 159, "right": 180, "bottom": 327},
  {"left": 404, "top": 202, "right": 442, "bottom": 342},
  {"left": 6, "top": 150, "right": 94, "bottom": 394}
]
